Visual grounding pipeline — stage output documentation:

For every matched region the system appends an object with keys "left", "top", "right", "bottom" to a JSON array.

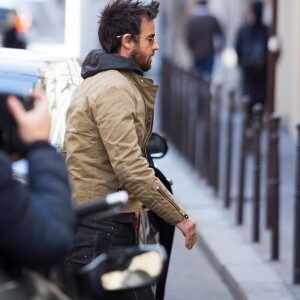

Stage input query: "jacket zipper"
[
  {"left": 132, "top": 78, "right": 185, "bottom": 217},
  {"left": 156, "top": 186, "right": 189, "bottom": 219}
]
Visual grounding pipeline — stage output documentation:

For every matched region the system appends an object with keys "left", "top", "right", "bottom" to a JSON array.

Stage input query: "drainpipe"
[{"left": 266, "top": 0, "right": 279, "bottom": 114}]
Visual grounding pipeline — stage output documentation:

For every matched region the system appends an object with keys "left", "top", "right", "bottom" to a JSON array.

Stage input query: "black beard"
[{"left": 130, "top": 48, "right": 152, "bottom": 72}]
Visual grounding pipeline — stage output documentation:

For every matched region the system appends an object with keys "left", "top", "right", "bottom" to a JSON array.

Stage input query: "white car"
[
  {"left": 0, "top": 47, "right": 82, "bottom": 177},
  {"left": 0, "top": 47, "right": 82, "bottom": 145}
]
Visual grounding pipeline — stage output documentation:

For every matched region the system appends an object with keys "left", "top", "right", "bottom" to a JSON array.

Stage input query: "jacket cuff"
[{"left": 25, "top": 141, "right": 54, "bottom": 155}]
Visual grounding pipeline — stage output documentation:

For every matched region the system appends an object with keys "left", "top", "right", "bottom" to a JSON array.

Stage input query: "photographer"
[{"left": 0, "top": 91, "right": 75, "bottom": 269}]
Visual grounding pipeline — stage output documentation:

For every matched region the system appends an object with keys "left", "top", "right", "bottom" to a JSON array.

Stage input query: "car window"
[
  {"left": 39, "top": 59, "right": 81, "bottom": 146},
  {"left": 1, "top": 48, "right": 82, "bottom": 179}
]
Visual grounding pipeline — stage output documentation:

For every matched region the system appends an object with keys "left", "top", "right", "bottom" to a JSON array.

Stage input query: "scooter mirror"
[
  {"left": 101, "top": 248, "right": 163, "bottom": 290},
  {"left": 76, "top": 245, "right": 167, "bottom": 297},
  {"left": 147, "top": 133, "right": 168, "bottom": 159}
]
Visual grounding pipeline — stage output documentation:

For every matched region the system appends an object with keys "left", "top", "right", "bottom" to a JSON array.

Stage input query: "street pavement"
[
  {"left": 165, "top": 226, "right": 234, "bottom": 300},
  {"left": 155, "top": 118, "right": 300, "bottom": 300}
]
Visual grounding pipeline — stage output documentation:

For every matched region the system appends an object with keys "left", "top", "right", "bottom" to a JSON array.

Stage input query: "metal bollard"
[
  {"left": 180, "top": 69, "right": 188, "bottom": 156},
  {"left": 293, "top": 123, "right": 300, "bottom": 283},
  {"left": 196, "top": 75, "right": 206, "bottom": 177},
  {"left": 203, "top": 79, "right": 212, "bottom": 181},
  {"left": 236, "top": 96, "right": 251, "bottom": 225},
  {"left": 252, "top": 103, "right": 263, "bottom": 242},
  {"left": 165, "top": 59, "right": 172, "bottom": 136},
  {"left": 182, "top": 70, "right": 190, "bottom": 160},
  {"left": 224, "top": 91, "right": 235, "bottom": 208},
  {"left": 268, "top": 114, "right": 280, "bottom": 260},
  {"left": 172, "top": 65, "right": 182, "bottom": 150},
  {"left": 208, "top": 85, "right": 215, "bottom": 188},
  {"left": 195, "top": 73, "right": 205, "bottom": 177},
  {"left": 165, "top": 60, "right": 173, "bottom": 139},
  {"left": 162, "top": 58, "right": 170, "bottom": 135},
  {"left": 210, "top": 85, "right": 222, "bottom": 194},
  {"left": 187, "top": 72, "right": 198, "bottom": 167},
  {"left": 266, "top": 113, "right": 273, "bottom": 229}
]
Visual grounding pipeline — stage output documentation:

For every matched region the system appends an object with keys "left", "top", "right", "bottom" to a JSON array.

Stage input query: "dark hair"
[
  {"left": 98, "top": 0, "right": 159, "bottom": 53},
  {"left": 250, "top": 0, "right": 263, "bottom": 24}
]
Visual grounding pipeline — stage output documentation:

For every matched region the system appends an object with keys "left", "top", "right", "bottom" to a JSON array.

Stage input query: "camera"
[{"left": 0, "top": 92, "right": 34, "bottom": 155}]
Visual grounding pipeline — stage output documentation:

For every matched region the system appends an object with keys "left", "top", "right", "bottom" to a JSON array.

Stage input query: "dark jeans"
[
  {"left": 64, "top": 216, "right": 155, "bottom": 300},
  {"left": 194, "top": 56, "right": 214, "bottom": 77}
]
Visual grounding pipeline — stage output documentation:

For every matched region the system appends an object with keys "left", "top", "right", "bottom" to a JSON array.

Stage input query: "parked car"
[
  {"left": 0, "top": 47, "right": 82, "bottom": 180},
  {"left": 0, "top": 47, "right": 82, "bottom": 146}
]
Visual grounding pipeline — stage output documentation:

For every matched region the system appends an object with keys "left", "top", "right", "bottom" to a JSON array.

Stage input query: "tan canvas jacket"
[{"left": 63, "top": 68, "right": 188, "bottom": 226}]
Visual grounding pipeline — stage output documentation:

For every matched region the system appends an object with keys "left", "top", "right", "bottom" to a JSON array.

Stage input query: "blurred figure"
[
  {"left": 2, "top": 11, "right": 27, "bottom": 49},
  {"left": 2, "top": 27, "right": 26, "bottom": 49},
  {"left": 235, "top": 0, "right": 269, "bottom": 124},
  {"left": 0, "top": 91, "right": 75, "bottom": 271},
  {"left": 185, "top": 0, "right": 224, "bottom": 78}
]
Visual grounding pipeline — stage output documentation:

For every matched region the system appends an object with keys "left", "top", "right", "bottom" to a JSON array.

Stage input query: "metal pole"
[
  {"left": 187, "top": 72, "right": 197, "bottom": 167},
  {"left": 161, "top": 57, "right": 167, "bottom": 134},
  {"left": 266, "top": 113, "right": 273, "bottom": 229},
  {"left": 174, "top": 65, "right": 181, "bottom": 148},
  {"left": 224, "top": 91, "right": 235, "bottom": 208},
  {"left": 266, "top": 0, "right": 278, "bottom": 114},
  {"left": 269, "top": 114, "right": 280, "bottom": 260},
  {"left": 252, "top": 103, "right": 263, "bottom": 242},
  {"left": 293, "top": 124, "right": 300, "bottom": 283},
  {"left": 203, "top": 79, "right": 212, "bottom": 181},
  {"left": 196, "top": 74, "right": 205, "bottom": 177},
  {"left": 211, "top": 85, "right": 222, "bottom": 194},
  {"left": 237, "top": 96, "right": 251, "bottom": 225},
  {"left": 180, "top": 69, "right": 188, "bottom": 156}
]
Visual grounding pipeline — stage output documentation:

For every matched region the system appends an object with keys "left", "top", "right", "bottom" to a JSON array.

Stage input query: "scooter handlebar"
[{"left": 75, "top": 191, "right": 128, "bottom": 218}]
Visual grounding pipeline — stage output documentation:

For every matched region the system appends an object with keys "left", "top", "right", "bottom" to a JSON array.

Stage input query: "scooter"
[
  {"left": 67, "top": 132, "right": 173, "bottom": 299},
  {"left": 57, "top": 190, "right": 168, "bottom": 299},
  {"left": 0, "top": 133, "right": 171, "bottom": 299},
  {"left": 0, "top": 191, "right": 167, "bottom": 300}
]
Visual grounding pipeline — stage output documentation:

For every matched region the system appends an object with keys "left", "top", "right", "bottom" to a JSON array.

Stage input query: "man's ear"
[{"left": 121, "top": 33, "right": 134, "bottom": 50}]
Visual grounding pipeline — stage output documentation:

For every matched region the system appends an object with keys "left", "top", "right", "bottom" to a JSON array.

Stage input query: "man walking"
[
  {"left": 63, "top": 1, "right": 197, "bottom": 298},
  {"left": 185, "top": 0, "right": 223, "bottom": 78},
  {"left": 235, "top": 0, "right": 269, "bottom": 125}
]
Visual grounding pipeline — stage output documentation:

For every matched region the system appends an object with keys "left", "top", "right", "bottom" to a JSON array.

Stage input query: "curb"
[
  {"left": 194, "top": 195, "right": 295, "bottom": 300},
  {"left": 158, "top": 146, "right": 295, "bottom": 300}
]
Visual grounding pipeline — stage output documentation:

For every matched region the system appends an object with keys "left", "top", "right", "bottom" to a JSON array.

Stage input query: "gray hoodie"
[{"left": 81, "top": 49, "right": 143, "bottom": 79}]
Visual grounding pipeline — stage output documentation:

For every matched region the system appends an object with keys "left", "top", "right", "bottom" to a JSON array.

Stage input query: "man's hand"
[
  {"left": 176, "top": 217, "right": 197, "bottom": 250},
  {"left": 7, "top": 91, "right": 51, "bottom": 144}
]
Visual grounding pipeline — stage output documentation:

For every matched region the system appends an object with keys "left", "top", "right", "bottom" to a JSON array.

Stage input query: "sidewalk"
[{"left": 156, "top": 139, "right": 300, "bottom": 300}]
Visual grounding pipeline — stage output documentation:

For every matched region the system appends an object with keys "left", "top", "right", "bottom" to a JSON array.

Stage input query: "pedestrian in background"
[
  {"left": 1, "top": 11, "right": 27, "bottom": 49},
  {"left": 185, "top": 0, "right": 224, "bottom": 78},
  {"left": 235, "top": 0, "right": 269, "bottom": 127},
  {"left": 63, "top": 0, "right": 197, "bottom": 299}
]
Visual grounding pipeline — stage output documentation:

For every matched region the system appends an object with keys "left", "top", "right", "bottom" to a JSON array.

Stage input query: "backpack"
[{"left": 238, "top": 25, "right": 268, "bottom": 73}]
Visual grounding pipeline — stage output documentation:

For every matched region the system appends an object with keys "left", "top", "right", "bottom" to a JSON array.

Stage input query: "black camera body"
[{"left": 0, "top": 92, "right": 34, "bottom": 155}]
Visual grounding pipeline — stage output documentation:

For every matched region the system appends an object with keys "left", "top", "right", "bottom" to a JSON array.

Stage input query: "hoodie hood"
[{"left": 81, "top": 49, "right": 144, "bottom": 79}]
